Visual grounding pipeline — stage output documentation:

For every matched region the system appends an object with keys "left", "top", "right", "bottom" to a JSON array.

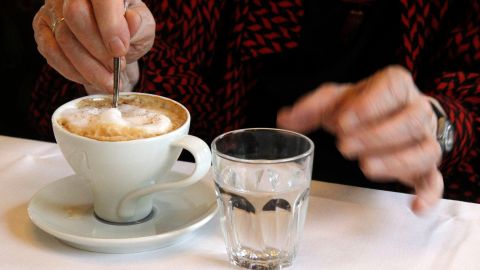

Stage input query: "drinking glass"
[{"left": 212, "top": 128, "right": 314, "bottom": 269}]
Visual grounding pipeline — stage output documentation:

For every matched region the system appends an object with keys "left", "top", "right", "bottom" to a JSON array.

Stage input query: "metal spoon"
[
  {"left": 112, "top": 0, "right": 128, "bottom": 108},
  {"left": 112, "top": 57, "right": 121, "bottom": 108}
]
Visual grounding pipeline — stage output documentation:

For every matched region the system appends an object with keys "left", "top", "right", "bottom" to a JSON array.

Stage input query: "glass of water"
[{"left": 212, "top": 128, "right": 314, "bottom": 269}]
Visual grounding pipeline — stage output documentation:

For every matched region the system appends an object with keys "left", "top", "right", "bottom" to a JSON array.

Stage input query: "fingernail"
[
  {"left": 412, "top": 197, "right": 428, "bottom": 214},
  {"left": 109, "top": 37, "right": 127, "bottom": 56},
  {"left": 341, "top": 111, "right": 359, "bottom": 131}
]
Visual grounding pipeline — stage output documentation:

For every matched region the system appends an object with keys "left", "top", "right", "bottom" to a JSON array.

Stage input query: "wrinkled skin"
[
  {"left": 278, "top": 65, "right": 443, "bottom": 214},
  {"left": 33, "top": 0, "right": 155, "bottom": 94}
]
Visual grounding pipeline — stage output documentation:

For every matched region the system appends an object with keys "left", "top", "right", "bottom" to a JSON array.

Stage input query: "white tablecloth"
[{"left": 0, "top": 135, "right": 479, "bottom": 270}]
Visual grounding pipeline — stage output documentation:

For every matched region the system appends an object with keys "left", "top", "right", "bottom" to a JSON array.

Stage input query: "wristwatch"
[{"left": 430, "top": 100, "right": 454, "bottom": 154}]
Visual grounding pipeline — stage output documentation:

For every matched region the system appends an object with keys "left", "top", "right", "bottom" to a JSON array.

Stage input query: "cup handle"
[{"left": 118, "top": 135, "right": 212, "bottom": 218}]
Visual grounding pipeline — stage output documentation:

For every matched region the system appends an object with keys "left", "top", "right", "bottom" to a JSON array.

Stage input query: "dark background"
[{"left": 0, "top": 1, "right": 44, "bottom": 140}]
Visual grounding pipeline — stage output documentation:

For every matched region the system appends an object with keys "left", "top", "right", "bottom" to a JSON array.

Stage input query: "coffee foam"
[{"left": 57, "top": 95, "right": 187, "bottom": 141}]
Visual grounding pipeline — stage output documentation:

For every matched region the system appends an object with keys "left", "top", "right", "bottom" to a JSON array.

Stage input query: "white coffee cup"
[{"left": 52, "top": 93, "right": 212, "bottom": 223}]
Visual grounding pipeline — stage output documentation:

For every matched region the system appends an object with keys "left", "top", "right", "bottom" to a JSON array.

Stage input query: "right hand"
[{"left": 33, "top": 0, "right": 155, "bottom": 94}]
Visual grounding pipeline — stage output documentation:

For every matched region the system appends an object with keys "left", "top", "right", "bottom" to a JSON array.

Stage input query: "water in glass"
[{"left": 214, "top": 163, "right": 310, "bottom": 269}]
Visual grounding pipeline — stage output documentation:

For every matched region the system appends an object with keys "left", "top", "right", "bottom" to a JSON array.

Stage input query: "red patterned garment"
[{"left": 31, "top": 0, "right": 479, "bottom": 202}]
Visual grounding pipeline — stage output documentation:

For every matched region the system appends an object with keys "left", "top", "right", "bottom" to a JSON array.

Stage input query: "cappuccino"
[
  {"left": 57, "top": 94, "right": 187, "bottom": 141},
  {"left": 52, "top": 92, "right": 212, "bottom": 223}
]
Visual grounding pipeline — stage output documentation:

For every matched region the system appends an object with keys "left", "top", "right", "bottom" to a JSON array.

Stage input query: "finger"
[
  {"left": 338, "top": 97, "right": 437, "bottom": 158},
  {"left": 84, "top": 84, "right": 106, "bottom": 95},
  {"left": 34, "top": 12, "right": 88, "bottom": 85},
  {"left": 83, "top": 57, "right": 129, "bottom": 95},
  {"left": 63, "top": 0, "right": 114, "bottom": 71},
  {"left": 338, "top": 65, "right": 420, "bottom": 133},
  {"left": 359, "top": 136, "right": 442, "bottom": 183},
  {"left": 277, "top": 83, "right": 350, "bottom": 133},
  {"left": 124, "top": 1, "right": 155, "bottom": 63},
  {"left": 91, "top": 0, "right": 130, "bottom": 56},
  {"left": 55, "top": 24, "right": 114, "bottom": 93},
  {"left": 47, "top": 0, "right": 63, "bottom": 23},
  {"left": 125, "top": 1, "right": 143, "bottom": 39},
  {"left": 412, "top": 169, "right": 444, "bottom": 214}
]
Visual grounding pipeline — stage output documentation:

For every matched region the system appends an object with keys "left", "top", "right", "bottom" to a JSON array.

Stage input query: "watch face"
[
  {"left": 445, "top": 124, "right": 454, "bottom": 152},
  {"left": 437, "top": 118, "right": 454, "bottom": 154}
]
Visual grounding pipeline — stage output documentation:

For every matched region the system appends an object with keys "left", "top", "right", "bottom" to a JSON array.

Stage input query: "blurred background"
[{"left": 0, "top": 1, "right": 44, "bottom": 140}]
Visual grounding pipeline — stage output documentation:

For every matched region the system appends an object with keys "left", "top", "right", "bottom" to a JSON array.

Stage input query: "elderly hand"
[
  {"left": 277, "top": 65, "right": 443, "bottom": 213},
  {"left": 33, "top": 0, "right": 155, "bottom": 94}
]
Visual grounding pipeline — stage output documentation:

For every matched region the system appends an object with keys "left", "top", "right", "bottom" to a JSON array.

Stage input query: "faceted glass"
[{"left": 212, "top": 128, "right": 314, "bottom": 269}]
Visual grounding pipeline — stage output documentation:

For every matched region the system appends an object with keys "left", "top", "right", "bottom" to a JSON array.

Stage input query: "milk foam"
[{"left": 59, "top": 104, "right": 172, "bottom": 138}]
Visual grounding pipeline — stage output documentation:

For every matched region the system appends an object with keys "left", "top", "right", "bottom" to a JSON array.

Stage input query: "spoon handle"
[
  {"left": 112, "top": 0, "right": 128, "bottom": 108},
  {"left": 112, "top": 57, "right": 121, "bottom": 108}
]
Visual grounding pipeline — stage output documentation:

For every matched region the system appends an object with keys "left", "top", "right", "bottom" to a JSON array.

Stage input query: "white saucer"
[{"left": 28, "top": 171, "right": 218, "bottom": 253}]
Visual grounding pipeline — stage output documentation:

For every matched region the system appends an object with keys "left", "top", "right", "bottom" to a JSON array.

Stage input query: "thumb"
[
  {"left": 125, "top": 1, "right": 155, "bottom": 40},
  {"left": 125, "top": 8, "right": 142, "bottom": 39},
  {"left": 91, "top": 0, "right": 130, "bottom": 57},
  {"left": 124, "top": 1, "right": 156, "bottom": 63},
  {"left": 277, "top": 83, "right": 349, "bottom": 133}
]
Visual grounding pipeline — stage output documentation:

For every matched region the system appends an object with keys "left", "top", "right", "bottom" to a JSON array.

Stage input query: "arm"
[
  {"left": 422, "top": 1, "right": 480, "bottom": 199},
  {"left": 277, "top": 2, "right": 480, "bottom": 208}
]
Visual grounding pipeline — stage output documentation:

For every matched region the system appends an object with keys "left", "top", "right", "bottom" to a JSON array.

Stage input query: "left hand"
[{"left": 277, "top": 65, "right": 443, "bottom": 213}]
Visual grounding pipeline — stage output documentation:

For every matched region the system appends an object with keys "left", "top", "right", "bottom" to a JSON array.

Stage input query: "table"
[{"left": 1, "top": 135, "right": 479, "bottom": 270}]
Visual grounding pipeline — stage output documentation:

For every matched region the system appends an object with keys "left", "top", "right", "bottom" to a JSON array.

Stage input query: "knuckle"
[
  {"left": 36, "top": 44, "right": 47, "bottom": 58},
  {"left": 387, "top": 65, "right": 412, "bottom": 82},
  {"left": 379, "top": 70, "right": 407, "bottom": 107},
  {"left": 385, "top": 65, "right": 417, "bottom": 101},
  {"left": 359, "top": 160, "right": 377, "bottom": 179},
  {"left": 359, "top": 157, "right": 388, "bottom": 179},
  {"left": 32, "top": 10, "right": 42, "bottom": 29},
  {"left": 386, "top": 80, "right": 402, "bottom": 102}
]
